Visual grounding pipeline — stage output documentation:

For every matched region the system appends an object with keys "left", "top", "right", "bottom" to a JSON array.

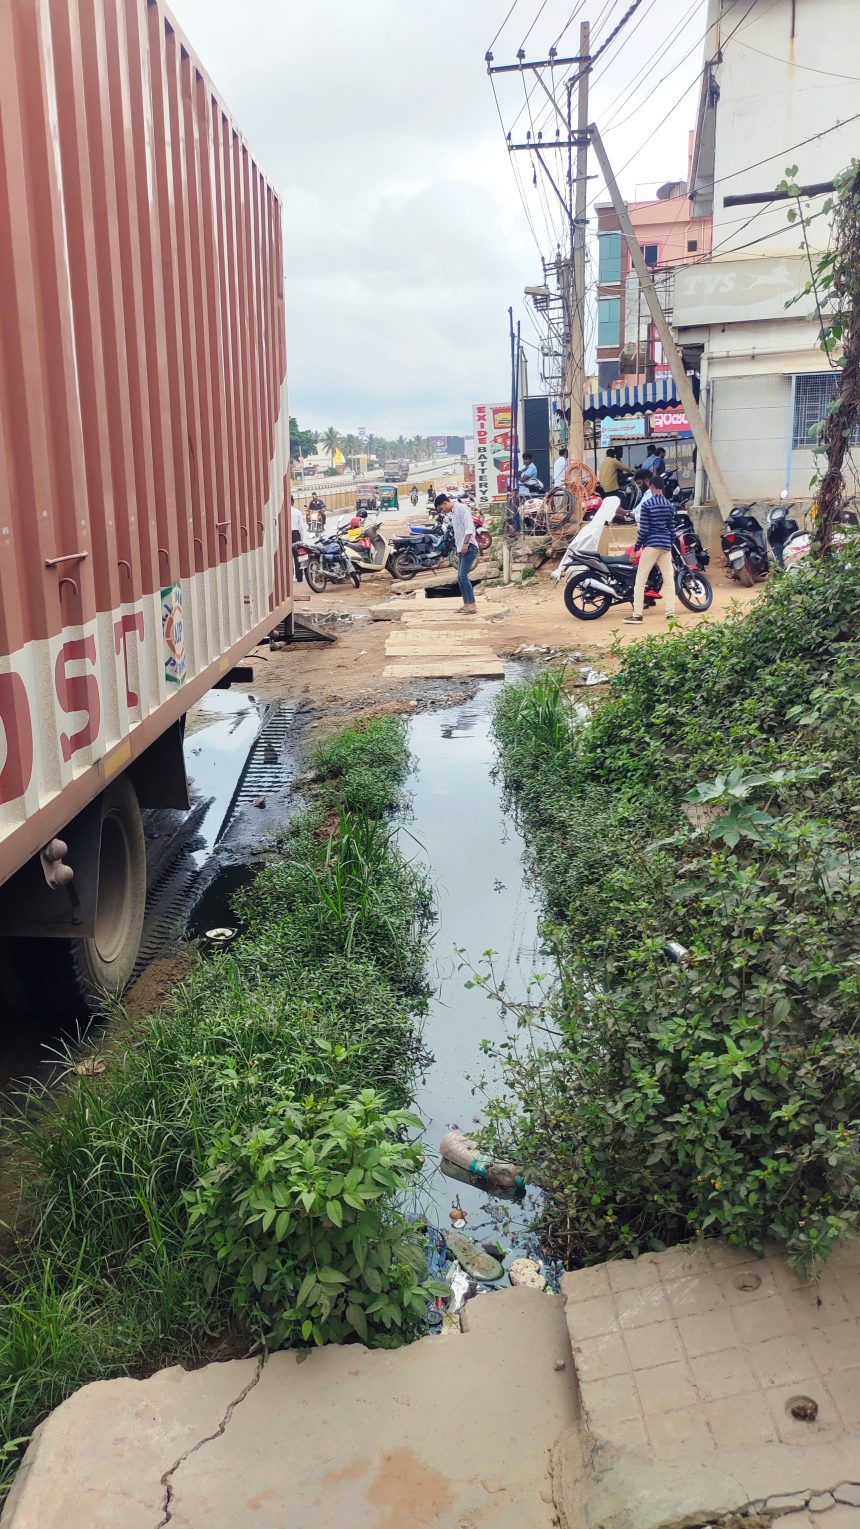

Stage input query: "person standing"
[
  {"left": 598, "top": 447, "right": 627, "bottom": 495},
  {"left": 624, "top": 486, "right": 677, "bottom": 623},
  {"left": 552, "top": 447, "right": 569, "bottom": 491},
  {"left": 290, "top": 495, "right": 307, "bottom": 584},
  {"left": 437, "top": 492, "right": 478, "bottom": 614}
]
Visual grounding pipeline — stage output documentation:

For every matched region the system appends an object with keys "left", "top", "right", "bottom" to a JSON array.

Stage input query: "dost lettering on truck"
[{"left": 0, "top": 614, "right": 148, "bottom": 808}]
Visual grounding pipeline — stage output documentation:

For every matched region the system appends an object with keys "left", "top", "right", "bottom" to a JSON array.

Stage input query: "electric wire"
[{"left": 488, "top": 0, "right": 523, "bottom": 54}]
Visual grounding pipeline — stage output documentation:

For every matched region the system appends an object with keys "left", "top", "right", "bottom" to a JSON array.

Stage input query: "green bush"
[
  {"left": 0, "top": 716, "right": 431, "bottom": 1500},
  {"left": 490, "top": 551, "right": 860, "bottom": 1271},
  {"left": 187, "top": 1090, "right": 445, "bottom": 1348}
]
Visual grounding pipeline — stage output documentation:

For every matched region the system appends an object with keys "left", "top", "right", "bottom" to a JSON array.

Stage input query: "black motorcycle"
[
  {"left": 388, "top": 523, "right": 449, "bottom": 580},
  {"left": 563, "top": 537, "right": 713, "bottom": 620},
  {"left": 721, "top": 507, "right": 769, "bottom": 585},
  {"left": 675, "top": 509, "right": 710, "bottom": 569},
  {"left": 303, "top": 533, "right": 361, "bottom": 593}
]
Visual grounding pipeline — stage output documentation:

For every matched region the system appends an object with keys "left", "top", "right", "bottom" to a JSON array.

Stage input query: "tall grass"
[{"left": 0, "top": 715, "right": 428, "bottom": 1501}]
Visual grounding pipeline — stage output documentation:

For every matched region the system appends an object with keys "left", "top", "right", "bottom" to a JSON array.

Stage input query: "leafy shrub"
[
  {"left": 187, "top": 1090, "right": 445, "bottom": 1348},
  {"left": 0, "top": 716, "right": 431, "bottom": 1500},
  {"left": 490, "top": 553, "right": 860, "bottom": 1271}
]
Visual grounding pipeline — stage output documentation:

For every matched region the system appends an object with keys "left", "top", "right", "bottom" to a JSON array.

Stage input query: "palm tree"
[{"left": 322, "top": 425, "right": 342, "bottom": 463}]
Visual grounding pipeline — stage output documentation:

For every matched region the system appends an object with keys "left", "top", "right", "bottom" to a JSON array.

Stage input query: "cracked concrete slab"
[
  {"left": 1, "top": 1358, "right": 259, "bottom": 1529},
  {"left": 2, "top": 1288, "right": 577, "bottom": 1529}
]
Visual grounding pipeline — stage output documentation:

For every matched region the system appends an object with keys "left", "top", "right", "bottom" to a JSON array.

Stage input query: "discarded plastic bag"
[{"left": 446, "top": 1261, "right": 471, "bottom": 1314}]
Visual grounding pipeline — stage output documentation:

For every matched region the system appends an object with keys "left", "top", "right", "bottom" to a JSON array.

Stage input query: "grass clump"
[
  {"left": 488, "top": 549, "right": 860, "bottom": 1272},
  {"left": 0, "top": 715, "right": 434, "bottom": 1500}
]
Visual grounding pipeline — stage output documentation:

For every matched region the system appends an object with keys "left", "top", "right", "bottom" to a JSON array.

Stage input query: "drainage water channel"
[{"left": 404, "top": 677, "right": 547, "bottom": 1268}]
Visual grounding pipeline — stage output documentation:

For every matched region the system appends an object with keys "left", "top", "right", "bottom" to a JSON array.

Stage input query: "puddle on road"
[{"left": 403, "top": 679, "right": 546, "bottom": 1259}]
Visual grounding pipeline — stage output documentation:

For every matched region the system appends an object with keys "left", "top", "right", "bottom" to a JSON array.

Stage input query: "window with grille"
[{"left": 792, "top": 373, "right": 860, "bottom": 449}]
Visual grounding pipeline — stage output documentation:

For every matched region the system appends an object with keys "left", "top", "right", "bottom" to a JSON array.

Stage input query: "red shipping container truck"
[{"left": 0, "top": 0, "right": 293, "bottom": 997}]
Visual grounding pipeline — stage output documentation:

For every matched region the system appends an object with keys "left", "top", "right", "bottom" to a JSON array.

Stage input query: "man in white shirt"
[
  {"left": 437, "top": 492, "right": 478, "bottom": 614},
  {"left": 552, "top": 448, "right": 568, "bottom": 491},
  {"left": 290, "top": 495, "right": 307, "bottom": 583}
]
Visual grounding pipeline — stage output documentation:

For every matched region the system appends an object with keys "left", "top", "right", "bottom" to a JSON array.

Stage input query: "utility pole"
[
  {"left": 589, "top": 122, "right": 734, "bottom": 518},
  {"left": 567, "top": 21, "right": 589, "bottom": 463},
  {"left": 487, "top": 40, "right": 591, "bottom": 464}
]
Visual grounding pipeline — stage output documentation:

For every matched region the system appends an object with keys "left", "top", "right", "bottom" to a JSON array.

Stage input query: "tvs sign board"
[
  {"left": 472, "top": 403, "right": 511, "bottom": 507},
  {"left": 431, "top": 435, "right": 448, "bottom": 453},
  {"left": 651, "top": 408, "right": 691, "bottom": 436}
]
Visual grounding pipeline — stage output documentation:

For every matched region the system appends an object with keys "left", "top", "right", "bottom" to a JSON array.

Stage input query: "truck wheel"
[{"left": 71, "top": 776, "right": 146, "bottom": 999}]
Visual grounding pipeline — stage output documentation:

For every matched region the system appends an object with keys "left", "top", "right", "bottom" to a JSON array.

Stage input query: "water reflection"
[{"left": 404, "top": 683, "right": 543, "bottom": 1256}]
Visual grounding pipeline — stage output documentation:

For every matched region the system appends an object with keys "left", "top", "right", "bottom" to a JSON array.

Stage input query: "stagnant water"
[{"left": 403, "top": 681, "right": 546, "bottom": 1260}]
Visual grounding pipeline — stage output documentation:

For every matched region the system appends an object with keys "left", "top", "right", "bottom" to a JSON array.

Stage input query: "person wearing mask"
[
  {"left": 624, "top": 485, "right": 677, "bottom": 623},
  {"left": 598, "top": 447, "right": 627, "bottom": 495},
  {"left": 437, "top": 492, "right": 478, "bottom": 614},
  {"left": 552, "top": 447, "right": 569, "bottom": 491}
]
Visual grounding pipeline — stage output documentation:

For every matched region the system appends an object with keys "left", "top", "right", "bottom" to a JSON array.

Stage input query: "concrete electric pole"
[{"left": 588, "top": 123, "right": 734, "bottom": 518}]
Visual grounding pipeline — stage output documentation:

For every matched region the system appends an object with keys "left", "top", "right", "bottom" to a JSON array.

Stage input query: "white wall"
[{"left": 711, "top": 0, "right": 860, "bottom": 254}]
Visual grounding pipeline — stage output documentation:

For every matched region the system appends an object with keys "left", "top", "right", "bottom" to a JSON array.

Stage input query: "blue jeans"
[{"left": 458, "top": 542, "right": 479, "bottom": 605}]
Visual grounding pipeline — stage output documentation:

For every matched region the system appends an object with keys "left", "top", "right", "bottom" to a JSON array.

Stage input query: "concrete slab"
[
  {"left": 3, "top": 1289, "right": 577, "bottom": 1529},
  {"left": 556, "top": 1240, "right": 860, "bottom": 1529}
]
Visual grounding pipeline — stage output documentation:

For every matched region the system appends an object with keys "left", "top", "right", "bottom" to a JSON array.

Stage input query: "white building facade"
[{"left": 674, "top": 0, "right": 860, "bottom": 503}]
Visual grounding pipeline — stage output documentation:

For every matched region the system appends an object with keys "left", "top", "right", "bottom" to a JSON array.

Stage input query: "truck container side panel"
[{"left": 0, "top": 0, "right": 291, "bottom": 883}]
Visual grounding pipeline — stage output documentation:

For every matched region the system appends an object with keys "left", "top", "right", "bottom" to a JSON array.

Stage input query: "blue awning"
[{"left": 582, "top": 377, "right": 681, "bottom": 421}]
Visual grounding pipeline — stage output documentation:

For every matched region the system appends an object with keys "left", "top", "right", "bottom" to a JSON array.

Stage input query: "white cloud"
[{"left": 168, "top": 0, "right": 706, "bottom": 432}]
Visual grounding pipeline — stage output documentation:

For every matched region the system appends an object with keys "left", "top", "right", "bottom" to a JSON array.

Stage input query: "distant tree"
[
  {"left": 342, "top": 432, "right": 360, "bottom": 463},
  {"left": 289, "top": 415, "right": 318, "bottom": 459},
  {"left": 321, "top": 426, "right": 342, "bottom": 463}
]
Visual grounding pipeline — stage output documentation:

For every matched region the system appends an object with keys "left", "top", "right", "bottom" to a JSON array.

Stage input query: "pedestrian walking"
[
  {"left": 624, "top": 487, "right": 677, "bottom": 623},
  {"left": 436, "top": 492, "right": 478, "bottom": 614}
]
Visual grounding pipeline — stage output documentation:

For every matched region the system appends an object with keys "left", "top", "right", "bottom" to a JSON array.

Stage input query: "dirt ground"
[{"left": 238, "top": 560, "right": 761, "bottom": 715}]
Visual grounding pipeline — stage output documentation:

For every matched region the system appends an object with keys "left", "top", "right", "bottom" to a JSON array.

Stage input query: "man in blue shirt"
[
  {"left": 518, "top": 454, "right": 542, "bottom": 496},
  {"left": 624, "top": 490, "right": 677, "bottom": 623}
]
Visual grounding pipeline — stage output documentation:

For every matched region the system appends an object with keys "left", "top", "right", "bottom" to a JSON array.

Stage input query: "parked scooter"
[
  {"left": 341, "top": 514, "right": 400, "bottom": 578},
  {"left": 721, "top": 506, "right": 769, "bottom": 585},
  {"left": 766, "top": 501, "right": 801, "bottom": 568},
  {"left": 301, "top": 533, "right": 361, "bottom": 593}
]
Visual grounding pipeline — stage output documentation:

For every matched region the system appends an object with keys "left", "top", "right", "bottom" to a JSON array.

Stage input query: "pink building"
[{"left": 595, "top": 142, "right": 712, "bottom": 389}]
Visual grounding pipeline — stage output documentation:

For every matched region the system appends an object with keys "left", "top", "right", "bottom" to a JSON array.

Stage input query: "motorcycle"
[
  {"left": 561, "top": 536, "right": 713, "bottom": 621},
  {"left": 301, "top": 533, "right": 361, "bottom": 593},
  {"left": 721, "top": 506, "right": 769, "bottom": 585},
  {"left": 674, "top": 509, "right": 710, "bottom": 569},
  {"left": 409, "top": 508, "right": 492, "bottom": 554},
  {"left": 766, "top": 502, "right": 801, "bottom": 568},
  {"left": 388, "top": 522, "right": 450, "bottom": 580}
]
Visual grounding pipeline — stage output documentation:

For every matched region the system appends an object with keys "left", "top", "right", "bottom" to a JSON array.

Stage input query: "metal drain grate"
[{"left": 218, "top": 700, "right": 300, "bottom": 839}]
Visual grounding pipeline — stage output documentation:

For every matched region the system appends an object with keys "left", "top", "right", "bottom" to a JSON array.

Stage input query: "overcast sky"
[{"left": 168, "top": 0, "right": 708, "bottom": 435}]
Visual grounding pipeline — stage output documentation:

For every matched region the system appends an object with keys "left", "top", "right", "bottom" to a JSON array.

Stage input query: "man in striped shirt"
[{"left": 624, "top": 490, "right": 677, "bottom": 623}]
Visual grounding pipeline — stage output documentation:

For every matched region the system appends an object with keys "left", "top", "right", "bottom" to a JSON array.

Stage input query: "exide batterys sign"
[{"left": 472, "top": 403, "right": 511, "bottom": 508}]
